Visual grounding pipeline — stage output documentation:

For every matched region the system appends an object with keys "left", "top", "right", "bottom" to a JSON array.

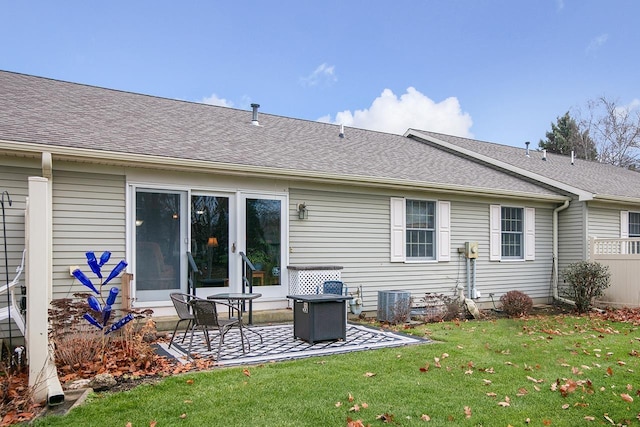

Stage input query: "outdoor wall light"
[{"left": 297, "top": 203, "right": 308, "bottom": 220}]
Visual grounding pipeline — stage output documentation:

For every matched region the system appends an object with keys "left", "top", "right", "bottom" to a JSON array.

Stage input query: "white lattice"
[{"left": 288, "top": 268, "right": 342, "bottom": 295}]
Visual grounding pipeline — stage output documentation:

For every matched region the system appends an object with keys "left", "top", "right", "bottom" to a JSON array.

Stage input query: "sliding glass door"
[
  {"left": 190, "top": 195, "right": 230, "bottom": 292},
  {"left": 243, "top": 194, "right": 287, "bottom": 298},
  {"left": 134, "top": 189, "right": 187, "bottom": 302}
]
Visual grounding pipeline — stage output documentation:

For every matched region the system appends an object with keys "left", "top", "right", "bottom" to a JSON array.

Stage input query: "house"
[
  {"left": 406, "top": 130, "right": 640, "bottom": 306},
  {"left": 1, "top": 69, "right": 640, "bottom": 343}
]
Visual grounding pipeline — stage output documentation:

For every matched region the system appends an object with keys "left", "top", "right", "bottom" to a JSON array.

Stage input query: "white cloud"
[
  {"left": 200, "top": 93, "right": 234, "bottom": 107},
  {"left": 586, "top": 33, "right": 609, "bottom": 54},
  {"left": 300, "top": 63, "right": 337, "bottom": 87},
  {"left": 322, "top": 87, "right": 473, "bottom": 137}
]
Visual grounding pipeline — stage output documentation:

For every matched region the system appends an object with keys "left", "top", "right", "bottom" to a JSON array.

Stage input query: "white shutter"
[
  {"left": 524, "top": 207, "right": 535, "bottom": 261},
  {"left": 621, "top": 211, "right": 629, "bottom": 238},
  {"left": 437, "top": 201, "right": 451, "bottom": 262},
  {"left": 390, "top": 198, "right": 406, "bottom": 262},
  {"left": 489, "top": 205, "right": 501, "bottom": 261}
]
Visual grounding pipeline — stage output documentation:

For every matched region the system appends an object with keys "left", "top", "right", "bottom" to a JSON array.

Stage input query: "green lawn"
[{"left": 34, "top": 314, "right": 640, "bottom": 426}]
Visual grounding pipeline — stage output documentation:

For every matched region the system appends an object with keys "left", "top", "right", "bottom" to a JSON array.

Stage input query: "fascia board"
[
  {"left": 405, "top": 130, "right": 594, "bottom": 202},
  {"left": 0, "top": 139, "right": 567, "bottom": 203}
]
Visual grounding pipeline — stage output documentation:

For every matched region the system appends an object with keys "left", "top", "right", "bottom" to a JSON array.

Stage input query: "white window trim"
[
  {"left": 489, "top": 205, "right": 535, "bottom": 262},
  {"left": 390, "top": 198, "right": 450, "bottom": 263}
]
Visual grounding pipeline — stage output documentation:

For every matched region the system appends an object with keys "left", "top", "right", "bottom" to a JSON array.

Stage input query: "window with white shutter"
[
  {"left": 390, "top": 198, "right": 450, "bottom": 262},
  {"left": 489, "top": 205, "right": 535, "bottom": 261}
]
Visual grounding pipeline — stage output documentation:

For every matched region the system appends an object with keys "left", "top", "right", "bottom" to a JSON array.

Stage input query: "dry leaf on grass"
[{"left": 464, "top": 406, "right": 472, "bottom": 418}]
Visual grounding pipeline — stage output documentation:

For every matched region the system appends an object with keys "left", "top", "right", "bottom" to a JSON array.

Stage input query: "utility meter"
[{"left": 464, "top": 241, "right": 478, "bottom": 259}]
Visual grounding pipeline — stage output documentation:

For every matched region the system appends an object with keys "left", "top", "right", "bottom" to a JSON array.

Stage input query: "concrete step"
[{"left": 154, "top": 308, "right": 294, "bottom": 332}]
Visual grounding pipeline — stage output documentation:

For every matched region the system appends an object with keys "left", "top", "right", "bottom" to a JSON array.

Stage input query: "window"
[
  {"left": 406, "top": 200, "right": 436, "bottom": 259},
  {"left": 390, "top": 198, "right": 450, "bottom": 262},
  {"left": 629, "top": 212, "right": 640, "bottom": 237},
  {"left": 501, "top": 207, "right": 523, "bottom": 258},
  {"left": 490, "top": 205, "right": 535, "bottom": 261}
]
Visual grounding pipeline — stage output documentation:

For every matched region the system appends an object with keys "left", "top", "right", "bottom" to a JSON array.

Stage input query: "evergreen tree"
[{"left": 539, "top": 112, "right": 597, "bottom": 160}]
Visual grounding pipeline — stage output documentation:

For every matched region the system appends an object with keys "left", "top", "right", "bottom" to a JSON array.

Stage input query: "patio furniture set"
[{"left": 169, "top": 281, "right": 352, "bottom": 360}]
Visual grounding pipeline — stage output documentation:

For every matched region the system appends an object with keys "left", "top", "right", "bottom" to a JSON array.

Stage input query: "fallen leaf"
[
  {"left": 584, "top": 415, "right": 595, "bottom": 421},
  {"left": 349, "top": 404, "right": 361, "bottom": 412},
  {"left": 562, "top": 404, "right": 570, "bottom": 409},
  {"left": 348, "top": 393, "right": 354, "bottom": 402},
  {"left": 150, "top": 422, "right": 157, "bottom": 427},
  {"left": 186, "top": 379, "right": 194, "bottom": 385},
  {"left": 364, "top": 372, "right": 376, "bottom": 377},
  {"left": 126, "top": 423, "right": 132, "bottom": 427},
  {"left": 464, "top": 406, "right": 472, "bottom": 418},
  {"left": 486, "top": 392, "right": 497, "bottom": 397},
  {"left": 180, "top": 413, "right": 187, "bottom": 419},
  {"left": 376, "top": 413, "right": 395, "bottom": 422},
  {"left": 335, "top": 402, "right": 342, "bottom": 407},
  {"left": 421, "top": 414, "right": 431, "bottom": 421},
  {"left": 621, "top": 393, "right": 634, "bottom": 402},
  {"left": 604, "top": 414, "right": 615, "bottom": 424},
  {"left": 361, "top": 402, "right": 369, "bottom": 409},
  {"left": 243, "top": 369, "right": 251, "bottom": 377},
  {"left": 483, "top": 379, "right": 492, "bottom": 385},
  {"left": 607, "top": 367, "right": 613, "bottom": 376},
  {"left": 498, "top": 401, "right": 510, "bottom": 407}
]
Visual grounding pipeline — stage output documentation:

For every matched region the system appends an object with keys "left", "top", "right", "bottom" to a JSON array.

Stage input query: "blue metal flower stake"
[{"left": 72, "top": 251, "right": 133, "bottom": 334}]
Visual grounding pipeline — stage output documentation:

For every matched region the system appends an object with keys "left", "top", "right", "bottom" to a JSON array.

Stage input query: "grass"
[{"left": 33, "top": 314, "right": 640, "bottom": 426}]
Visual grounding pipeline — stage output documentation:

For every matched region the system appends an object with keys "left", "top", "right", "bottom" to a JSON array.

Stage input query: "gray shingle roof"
[
  {"left": 411, "top": 130, "right": 640, "bottom": 202},
  {"left": 0, "top": 71, "right": 559, "bottom": 199}
]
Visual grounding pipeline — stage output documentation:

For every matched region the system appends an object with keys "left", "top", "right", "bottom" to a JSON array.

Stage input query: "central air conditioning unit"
[{"left": 377, "top": 290, "right": 411, "bottom": 323}]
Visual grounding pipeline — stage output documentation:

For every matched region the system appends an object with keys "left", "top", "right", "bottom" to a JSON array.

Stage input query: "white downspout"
[{"left": 552, "top": 200, "right": 574, "bottom": 305}]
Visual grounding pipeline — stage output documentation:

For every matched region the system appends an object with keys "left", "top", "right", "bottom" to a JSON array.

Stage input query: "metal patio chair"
[
  {"left": 319, "top": 280, "right": 348, "bottom": 296},
  {"left": 0, "top": 249, "right": 27, "bottom": 336},
  {"left": 187, "top": 298, "right": 247, "bottom": 361},
  {"left": 169, "top": 292, "right": 197, "bottom": 349}
]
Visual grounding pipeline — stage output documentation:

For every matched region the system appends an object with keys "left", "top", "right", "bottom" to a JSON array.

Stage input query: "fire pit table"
[{"left": 286, "top": 294, "right": 352, "bottom": 344}]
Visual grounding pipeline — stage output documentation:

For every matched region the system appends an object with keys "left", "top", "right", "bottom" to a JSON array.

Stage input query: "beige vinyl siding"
[
  {"left": 558, "top": 200, "right": 586, "bottom": 271},
  {"left": 289, "top": 188, "right": 555, "bottom": 307},
  {"left": 0, "top": 163, "right": 37, "bottom": 340},
  {"left": 587, "top": 204, "right": 622, "bottom": 239},
  {"left": 52, "top": 170, "right": 126, "bottom": 300}
]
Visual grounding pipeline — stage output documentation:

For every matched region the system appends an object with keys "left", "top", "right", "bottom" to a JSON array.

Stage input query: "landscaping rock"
[{"left": 89, "top": 373, "right": 116, "bottom": 391}]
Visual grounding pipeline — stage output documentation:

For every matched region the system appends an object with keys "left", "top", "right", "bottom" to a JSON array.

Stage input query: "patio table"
[
  {"left": 286, "top": 294, "right": 352, "bottom": 344},
  {"left": 207, "top": 293, "right": 263, "bottom": 346}
]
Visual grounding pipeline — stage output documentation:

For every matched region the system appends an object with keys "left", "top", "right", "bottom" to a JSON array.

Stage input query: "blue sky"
[{"left": 1, "top": 1, "right": 638, "bottom": 148}]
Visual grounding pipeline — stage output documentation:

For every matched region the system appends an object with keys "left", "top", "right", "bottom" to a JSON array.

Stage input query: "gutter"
[{"left": 552, "top": 200, "right": 574, "bottom": 305}]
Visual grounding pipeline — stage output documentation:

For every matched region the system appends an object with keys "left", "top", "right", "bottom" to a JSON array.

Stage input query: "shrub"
[
  {"left": 562, "top": 261, "right": 611, "bottom": 313},
  {"left": 500, "top": 290, "right": 533, "bottom": 317}
]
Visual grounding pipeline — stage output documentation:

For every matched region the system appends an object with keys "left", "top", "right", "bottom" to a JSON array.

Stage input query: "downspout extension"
[{"left": 552, "top": 200, "right": 574, "bottom": 305}]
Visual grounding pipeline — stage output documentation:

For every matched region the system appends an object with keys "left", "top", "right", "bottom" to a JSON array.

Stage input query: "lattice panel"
[{"left": 288, "top": 269, "right": 342, "bottom": 295}]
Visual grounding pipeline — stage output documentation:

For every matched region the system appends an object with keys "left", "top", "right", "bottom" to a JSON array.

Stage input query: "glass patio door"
[
  {"left": 134, "top": 189, "right": 187, "bottom": 302},
  {"left": 190, "top": 195, "right": 230, "bottom": 294},
  {"left": 242, "top": 194, "right": 287, "bottom": 298}
]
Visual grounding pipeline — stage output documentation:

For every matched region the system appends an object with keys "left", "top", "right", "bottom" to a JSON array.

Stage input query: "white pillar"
[{"left": 26, "top": 176, "right": 62, "bottom": 404}]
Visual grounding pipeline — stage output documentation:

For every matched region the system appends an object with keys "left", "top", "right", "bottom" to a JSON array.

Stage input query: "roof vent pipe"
[
  {"left": 525, "top": 141, "right": 530, "bottom": 157},
  {"left": 339, "top": 124, "right": 345, "bottom": 138},
  {"left": 250, "top": 103, "right": 260, "bottom": 126},
  {"left": 542, "top": 149, "right": 547, "bottom": 161},
  {"left": 571, "top": 150, "right": 575, "bottom": 165}
]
